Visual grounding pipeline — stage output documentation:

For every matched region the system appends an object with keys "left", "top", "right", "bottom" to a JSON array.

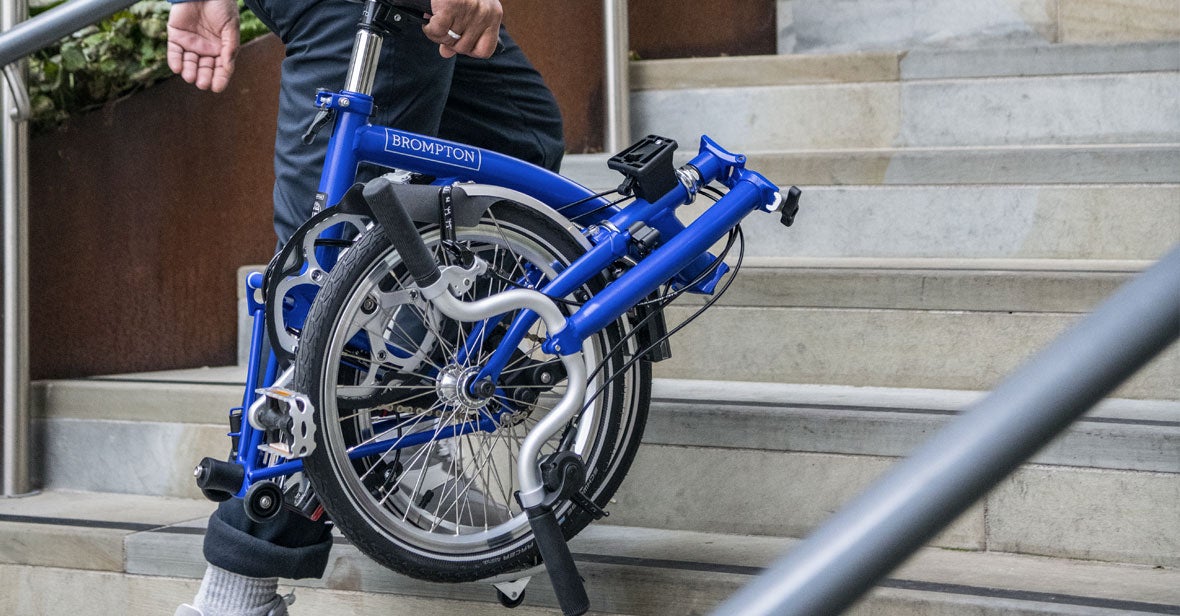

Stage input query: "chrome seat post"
[
  {"left": 343, "top": 27, "right": 383, "bottom": 96},
  {"left": 344, "top": 0, "right": 407, "bottom": 97}
]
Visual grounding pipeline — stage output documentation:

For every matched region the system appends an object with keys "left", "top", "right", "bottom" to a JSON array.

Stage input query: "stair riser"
[
  {"left": 655, "top": 306, "right": 1178, "bottom": 400},
  {"left": 778, "top": 0, "right": 1180, "bottom": 53},
  {"left": 642, "top": 400, "right": 1180, "bottom": 474},
  {"left": 717, "top": 184, "right": 1179, "bottom": 261},
  {"left": 121, "top": 531, "right": 1170, "bottom": 616},
  {"left": 36, "top": 411, "right": 1176, "bottom": 567},
  {"left": 606, "top": 446, "right": 1180, "bottom": 567},
  {"left": 687, "top": 267, "right": 1133, "bottom": 314},
  {"left": 633, "top": 73, "right": 1179, "bottom": 150},
  {"left": 0, "top": 565, "right": 564, "bottom": 616},
  {"left": 0, "top": 562, "right": 1113, "bottom": 616},
  {"left": 33, "top": 419, "right": 225, "bottom": 500}
]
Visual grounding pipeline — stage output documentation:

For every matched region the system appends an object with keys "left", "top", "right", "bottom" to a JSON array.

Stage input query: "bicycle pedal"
[
  {"left": 258, "top": 441, "right": 294, "bottom": 458},
  {"left": 250, "top": 385, "right": 318, "bottom": 458}
]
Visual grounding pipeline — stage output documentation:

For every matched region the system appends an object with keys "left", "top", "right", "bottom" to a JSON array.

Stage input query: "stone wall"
[{"left": 778, "top": 0, "right": 1180, "bottom": 53}]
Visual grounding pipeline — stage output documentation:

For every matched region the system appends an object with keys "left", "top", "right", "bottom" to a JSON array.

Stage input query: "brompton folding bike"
[{"left": 190, "top": 2, "right": 800, "bottom": 614}]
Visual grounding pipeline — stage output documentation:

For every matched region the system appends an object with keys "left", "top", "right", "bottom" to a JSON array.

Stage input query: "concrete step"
[
  {"left": 655, "top": 301, "right": 1178, "bottom": 400},
  {"left": 717, "top": 184, "right": 1178, "bottom": 261},
  {"left": 2, "top": 490, "right": 1178, "bottom": 615},
  {"left": 561, "top": 144, "right": 1180, "bottom": 189},
  {"left": 613, "top": 381, "right": 1180, "bottom": 567},
  {"left": 776, "top": 2, "right": 1180, "bottom": 54},
  {"left": 655, "top": 262, "right": 1179, "bottom": 401},
  {"left": 686, "top": 258, "right": 1142, "bottom": 314},
  {"left": 633, "top": 42, "right": 1180, "bottom": 89},
  {"left": 31, "top": 367, "right": 240, "bottom": 500},
  {"left": 629, "top": 42, "right": 1180, "bottom": 150},
  {"left": 557, "top": 168, "right": 1180, "bottom": 261},
  {"left": 31, "top": 369, "right": 1179, "bottom": 565}
]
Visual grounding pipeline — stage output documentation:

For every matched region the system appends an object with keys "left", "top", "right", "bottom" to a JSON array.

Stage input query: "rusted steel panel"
[{"left": 29, "top": 36, "right": 283, "bottom": 379}]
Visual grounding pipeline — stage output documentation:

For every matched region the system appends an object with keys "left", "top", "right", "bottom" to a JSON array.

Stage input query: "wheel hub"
[{"left": 435, "top": 365, "right": 490, "bottom": 411}]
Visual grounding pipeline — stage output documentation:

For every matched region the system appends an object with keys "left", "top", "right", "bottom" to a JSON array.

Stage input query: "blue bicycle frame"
[{"left": 230, "top": 39, "right": 786, "bottom": 502}]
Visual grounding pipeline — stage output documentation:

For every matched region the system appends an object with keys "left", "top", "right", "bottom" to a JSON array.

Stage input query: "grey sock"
[{"left": 193, "top": 565, "right": 283, "bottom": 616}]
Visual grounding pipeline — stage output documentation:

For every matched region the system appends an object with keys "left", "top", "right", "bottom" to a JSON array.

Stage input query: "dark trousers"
[{"left": 205, "top": 0, "right": 564, "bottom": 579}]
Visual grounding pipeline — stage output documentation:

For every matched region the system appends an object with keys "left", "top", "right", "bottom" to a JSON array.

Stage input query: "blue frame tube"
[
  {"left": 352, "top": 124, "right": 616, "bottom": 220},
  {"left": 347, "top": 413, "right": 498, "bottom": 460},
  {"left": 248, "top": 410, "right": 502, "bottom": 483},
  {"left": 549, "top": 181, "right": 763, "bottom": 353},
  {"left": 244, "top": 99, "right": 780, "bottom": 487},
  {"left": 318, "top": 105, "right": 368, "bottom": 203},
  {"left": 475, "top": 229, "right": 633, "bottom": 383}
]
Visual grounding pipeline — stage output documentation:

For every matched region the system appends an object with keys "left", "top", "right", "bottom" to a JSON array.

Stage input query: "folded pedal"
[{"left": 249, "top": 379, "right": 318, "bottom": 459}]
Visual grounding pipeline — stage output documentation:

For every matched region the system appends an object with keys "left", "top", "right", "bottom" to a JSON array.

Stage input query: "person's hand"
[
  {"left": 167, "top": 0, "right": 240, "bottom": 92},
  {"left": 423, "top": 0, "right": 503, "bottom": 59}
]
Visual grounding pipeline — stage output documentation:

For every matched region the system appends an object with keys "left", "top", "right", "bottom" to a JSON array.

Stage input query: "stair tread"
[
  {"left": 632, "top": 40, "right": 1180, "bottom": 90},
  {"left": 39, "top": 367, "right": 1179, "bottom": 421},
  {"left": 2, "top": 490, "right": 1176, "bottom": 613},
  {"left": 562, "top": 144, "right": 1180, "bottom": 188}
]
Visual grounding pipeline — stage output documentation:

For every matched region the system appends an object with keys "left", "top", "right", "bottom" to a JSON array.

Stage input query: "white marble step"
[
  {"left": 1, "top": 490, "right": 1177, "bottom": 615},
  {"left": 628, "top": 42, "right": 1179, "bottom": 151},
  {"left": 776, "top": 2, "right": 1179, "bottom": 55},
  {"left": 561, "top": 144, "right": 1180, "bottom": 189},
  {"left": 30, "top": 369, "right": 1178, "bottom": 565}
]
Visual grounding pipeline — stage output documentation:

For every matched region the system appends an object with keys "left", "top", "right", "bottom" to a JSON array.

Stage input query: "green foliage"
[{"left": 27, "top": 0, "right": 269, "bottom": 131}]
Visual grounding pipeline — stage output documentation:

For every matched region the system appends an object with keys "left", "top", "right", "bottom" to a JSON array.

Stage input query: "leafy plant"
[{"left": 27, "top": 0, "right": 268, "bottom": 132}]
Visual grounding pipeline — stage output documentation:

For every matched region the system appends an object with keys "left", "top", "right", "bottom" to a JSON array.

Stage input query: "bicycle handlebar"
[{"left": 361, "top": 178, "right": 442, "bottom": 288}]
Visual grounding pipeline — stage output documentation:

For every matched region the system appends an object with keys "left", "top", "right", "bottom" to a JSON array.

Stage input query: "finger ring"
[{"left": 446, "top": 29, "right": 462, "bottom": 40}]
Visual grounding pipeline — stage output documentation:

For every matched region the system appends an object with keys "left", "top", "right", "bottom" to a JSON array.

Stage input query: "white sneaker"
[{"left": 173, "top": 591, "right": 293, "bottom": 616}]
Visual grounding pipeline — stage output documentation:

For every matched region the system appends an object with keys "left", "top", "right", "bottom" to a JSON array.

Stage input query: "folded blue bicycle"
[{"left": 190, "top": 2, "right": 800, "bottom": 613}]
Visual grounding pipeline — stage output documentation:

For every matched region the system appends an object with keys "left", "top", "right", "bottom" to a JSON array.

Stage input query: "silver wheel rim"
[{"left": 317, "top": 213, "right": 615, "bottom": 558}]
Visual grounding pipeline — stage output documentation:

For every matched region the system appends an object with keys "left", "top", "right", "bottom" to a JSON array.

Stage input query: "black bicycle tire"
[{"left": 295, "top": 199, "right": 650, "bottom": 582}]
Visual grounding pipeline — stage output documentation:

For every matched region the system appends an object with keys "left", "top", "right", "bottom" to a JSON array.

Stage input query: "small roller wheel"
[
  {"left": 244, "top": 481, "right": 284, "bottom": 522},
  {"left": 496, "top": 588, "right": 526, "bottom": 609}
]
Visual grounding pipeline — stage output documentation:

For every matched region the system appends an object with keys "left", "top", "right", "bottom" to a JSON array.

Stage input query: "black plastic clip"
[{"left": 608, "top": 135, "right": 680, "bottom": 202}]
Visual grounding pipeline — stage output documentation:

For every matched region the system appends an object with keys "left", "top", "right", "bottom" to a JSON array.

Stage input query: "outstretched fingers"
[{"left": 166, "top": 0, "right": 239, "bottom": 93}]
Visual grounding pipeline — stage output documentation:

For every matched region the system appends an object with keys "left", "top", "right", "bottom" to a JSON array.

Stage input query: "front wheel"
[{"left": 294, "top": 199, "right": 649, "bottom": 582}]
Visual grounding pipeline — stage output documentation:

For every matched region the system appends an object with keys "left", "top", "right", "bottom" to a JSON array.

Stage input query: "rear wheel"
[{"left": 294, "top": 199, "right": 649, "bottom": 582}]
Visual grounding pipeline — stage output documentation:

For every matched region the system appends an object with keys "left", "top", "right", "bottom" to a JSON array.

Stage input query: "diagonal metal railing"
[
  {"left": 713, "top": 242, "right": 1180, "bottom": 615},
  {"left": 1, "top": 0, "right": 138, "bottom": 497}
]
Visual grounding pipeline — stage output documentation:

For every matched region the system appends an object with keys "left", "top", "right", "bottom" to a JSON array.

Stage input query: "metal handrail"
[
  {"left": 713, "top": 242, "right": 1180, "bottom": 616},
  {"left": 1, "top": 0, "right": 137, "bottom": 498},
  {"left": 0, "top": 0, "right": 135, "bottom": 67},
  {"left": 603, "top": 0, "right": 630, "bottom": 152}
]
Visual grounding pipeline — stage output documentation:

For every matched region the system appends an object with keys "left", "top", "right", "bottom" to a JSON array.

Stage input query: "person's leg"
[
  {"left": 182, "top": 4, "right": 459, "bottom": 614},
  {"left": 265, "top": 0, "right": 457, "bottom": 243},
  {"left": 438, "top": 26, "right": 565, "bottom": 172},
  {"left": 186, "top": 7, "right": 563, "bottom": 614}
]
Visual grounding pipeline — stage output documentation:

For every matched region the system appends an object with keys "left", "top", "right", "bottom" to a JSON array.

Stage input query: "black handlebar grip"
[
  {"left": 528, "top": 507, "right": 590, "bottom": 616},
  {"left": 362, "top": 178, "right": 442, "bottom": 288}
]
